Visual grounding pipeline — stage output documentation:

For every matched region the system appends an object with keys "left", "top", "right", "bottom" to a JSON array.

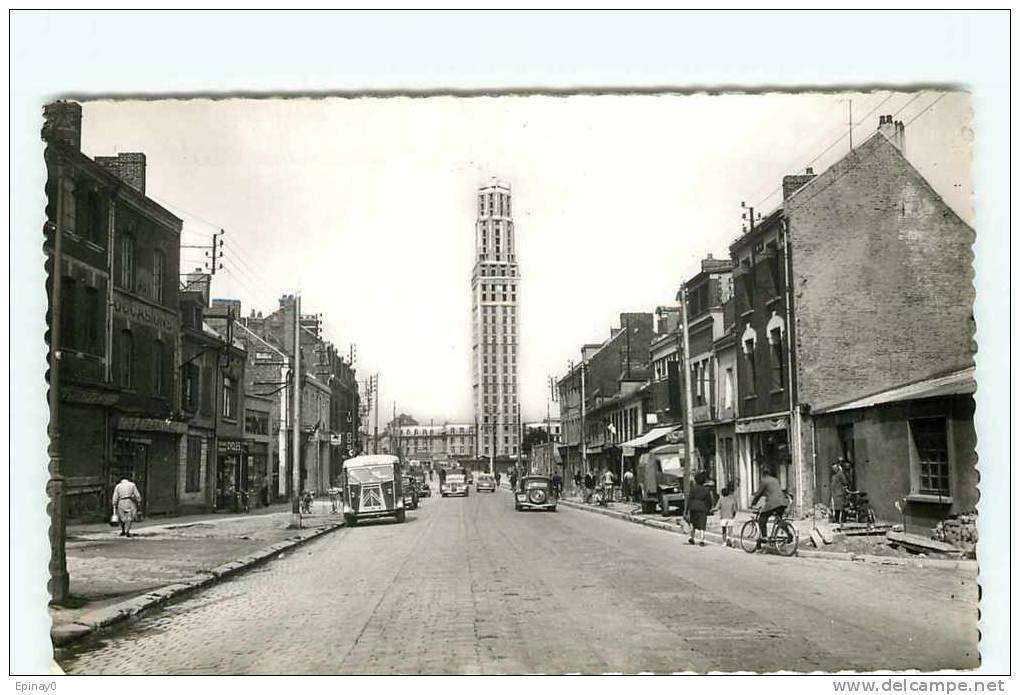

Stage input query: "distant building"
[
  {"left": 388, "top": 423, "right": 477, "bottom": 462},
  {"left": 524, "top": 419, "right": 562, "bottom": 443},
  {"left": 240, "top": 295, "right": 359, "bottom": 495},
  {"left": 471, "top": 180, "right": 520, "bottom": 462}
]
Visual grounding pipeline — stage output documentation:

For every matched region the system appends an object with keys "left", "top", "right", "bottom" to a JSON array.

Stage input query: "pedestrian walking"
[
  {"left": 439, "top": 468, "right": 446, "bottom": 486},
  {"left": 623, "top": 468, "right": 635, "bottom": 502},
  {"left": 111, "top": 475, "right": 142, "bottom": 538},
  {"left": 495, "top": 471, "right": 502, "bottom": 488},
  {"left": 830, "top": 460, "right": 850, "bottom": 526},
  {"left": 573, "top": 471, "right": 583, "bottom": 496},
  {"left": 714, "top": 485, "right": 738, "bottom": 547},
  {"left": 551, "top": 470, "right": 562, "bottom": 497},
  {"left": 509, "top": 470, "right": 518, "bottom": 492},
  {"left": 687, "top": 471, "right": 714, "bottom": 547},
  {"left": 583, "top": 471, "right": 595, "bottom": 503}
]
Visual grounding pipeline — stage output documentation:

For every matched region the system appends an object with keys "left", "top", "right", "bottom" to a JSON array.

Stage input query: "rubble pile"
[
  {"left": 932, "top": 513, "right": 978, "bottom": 553},
  {"left": 810, "top": 503, "right": 831, "bottom": 521}
]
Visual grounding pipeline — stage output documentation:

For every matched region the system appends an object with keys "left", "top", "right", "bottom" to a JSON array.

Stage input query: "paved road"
[{"left": 60, "top": 488, "right": 978, "bottom": 674}]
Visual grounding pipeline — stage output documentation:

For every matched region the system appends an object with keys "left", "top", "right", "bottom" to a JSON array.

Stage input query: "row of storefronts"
[
  {"left": 45, "top": 101, "right": 361, "bottom": 521},
  {"left": 556, "top": 117, "right": 976, "bottom": 533}
]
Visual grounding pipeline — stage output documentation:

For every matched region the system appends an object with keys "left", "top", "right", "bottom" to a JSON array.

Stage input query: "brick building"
[
  {"left": 44, "top": 101, "right": 185, "bottom": 520},
  {"left": 555, "top": 313, "right": 654, "bottom": 477},
  {"left": 681, "top": 256, "right": 734, "bottom": 488},
  {"left": 785, "top": 116, "right": 976, "bottom": 531},
  {"left": 728, "top": 115, "right": 975, "bottom": 526},
  {"left": 240, "top": 295, "right": 359, "bottom": 496},
  {"left": 234, "top": 319, "right": 291, "bottom": 501}
]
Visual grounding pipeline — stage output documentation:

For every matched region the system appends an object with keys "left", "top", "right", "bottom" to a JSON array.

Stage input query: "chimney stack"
[
  {"left": 782, "top": 167, "right": 817, "bottom": 201},
  {"left": 878, "top": 114, "right": 906, "bottom": 154},
  {"left": 95, "top": 153, "right": 147, "bottom": 194},
  {"left": 185, "top": 268, "right": 211, "bottom": 306},
  {"left": 41, "top": 101, "right": 82, "bottom": 151}
]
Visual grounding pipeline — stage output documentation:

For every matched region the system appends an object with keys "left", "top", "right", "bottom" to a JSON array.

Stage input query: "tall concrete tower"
[{"left": 471, "top": 180, "right": 520, "bottom": 465}]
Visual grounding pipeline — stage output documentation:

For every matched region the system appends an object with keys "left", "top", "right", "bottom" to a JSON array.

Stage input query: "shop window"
[
  {"left": 185, "top": 436, "right": 203, "bottom": 492},
  {"left": 910, "top": 417, "right": 951, "bottom": 497},
  {"left": 117, "top": 330, "right": 133, "bottom": 388}
]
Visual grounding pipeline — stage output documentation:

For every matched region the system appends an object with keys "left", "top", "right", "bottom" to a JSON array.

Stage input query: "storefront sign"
[
  {"left": 118, "top": 417, "right": 187, "bottom": 434},
  {"left": 113, "top": 293, "right": 175, "bottom": 332},
  {"left": 218, "top": 439, "right": 244, "bottom": 454},
  {"left": 735, "top": 416, "right": 789, "bottom": 434}
]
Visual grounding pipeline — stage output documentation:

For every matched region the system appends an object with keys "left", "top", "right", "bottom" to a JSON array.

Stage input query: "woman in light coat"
[{"left": 112, "top": 476, "right": 142, "bottom": 537}]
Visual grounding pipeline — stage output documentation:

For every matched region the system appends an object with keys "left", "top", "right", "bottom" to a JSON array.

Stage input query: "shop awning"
[
  {"left": 812, "top": 366, "right": 975, "bottom": 415},
  {"left": 620, "top": 425, "right": 681, "bottom": 456}
]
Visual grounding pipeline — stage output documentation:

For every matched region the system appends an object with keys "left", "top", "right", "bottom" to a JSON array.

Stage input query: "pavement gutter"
[
  {"left": 50, "top": 520, "right": 345, "bottom": 649},
  {"left": 556, "top": 498, "right": 976, "bottom": 572}
]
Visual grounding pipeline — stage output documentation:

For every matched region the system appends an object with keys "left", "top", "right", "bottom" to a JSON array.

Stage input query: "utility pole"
[
  {"left": 579, "top": 356, "right": 587, "bottom": 476},
  {"left": 372, "top": 374, "right": 379, "bottom": 454},
  {"left": 489, "top": 423, "right": 495, "bottom": 477},
  {"left": 843, "top": 97, "right": 854, "bottom": 151},
  {"left": 290, "top": 293, "right": 302, "bottom": 528},
  {"left": 516, "top": 401, "right": 522, "bottom": 474},
  {"left": 181, "top": 229, "right": 224, "bottom": 280},
  {"left": 680, "top": 283, "right": 696, "bottom": 517},
  {"left": 47, "top": 158, "right": 69, "bottom": 604}
]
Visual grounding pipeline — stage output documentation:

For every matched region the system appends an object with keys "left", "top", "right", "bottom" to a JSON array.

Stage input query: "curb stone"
[
  {"left": 557, "top": 499, "right": 975, "bottom": 572},
  {"left": 51, "top": 521, "right": 344, "bottom": 648}
]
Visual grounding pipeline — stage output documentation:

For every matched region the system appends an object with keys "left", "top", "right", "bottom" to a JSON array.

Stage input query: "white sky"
[{"left": 80, "top": 91, "right": 972, "bottom": 424}]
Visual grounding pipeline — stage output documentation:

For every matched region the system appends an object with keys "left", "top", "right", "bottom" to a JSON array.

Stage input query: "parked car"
[
  {"left": 475, "top": 473, "right": 496, "bottom": 493},
  {"left": 442, "top": 473, "right": 469, "bottom": 497},
  {"left": 401, "top": 475, "right": 420, "bottom": 510},
  {"left": 514, "top": 475, "right": 557, "bottom": 512}
]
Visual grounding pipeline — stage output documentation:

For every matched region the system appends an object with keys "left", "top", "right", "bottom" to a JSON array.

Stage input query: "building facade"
[
  {"left": 682, "top": 255, "right": 734, "bottom": 488},
  {"left": 784, "top": 117, "right": 976, "bottom": 530},
  {"left": 44, "top": 101, "right": 186, "bottom": 520},
  {"left": 471, "top": 180, "right": 520, "bottom": 462}
]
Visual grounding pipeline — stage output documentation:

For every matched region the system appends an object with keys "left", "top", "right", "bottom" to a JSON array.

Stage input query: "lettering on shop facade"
[
  {"left": 218, "top": 439, "right": 244, "bottom": 454},
  {"left": 112, "top": 293, "right": 175, "bottom": 332}
]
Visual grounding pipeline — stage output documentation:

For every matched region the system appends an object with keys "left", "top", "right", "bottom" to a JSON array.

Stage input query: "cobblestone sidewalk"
[
  {"left": 51, "top": 500, "right": 342, "bottom": 639},
  {"left": 556, "top": 494, "right": 953, "bottom": 561}
]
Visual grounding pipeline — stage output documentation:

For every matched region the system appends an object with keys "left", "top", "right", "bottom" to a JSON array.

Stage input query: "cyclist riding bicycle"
[{"left": 749, "top": 466, "right": 787, "bottom": 550}]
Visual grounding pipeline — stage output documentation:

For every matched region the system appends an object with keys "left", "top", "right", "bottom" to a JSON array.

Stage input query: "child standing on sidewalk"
[{"left": 715, "top": 486, "right": 738, "bottom": 547}]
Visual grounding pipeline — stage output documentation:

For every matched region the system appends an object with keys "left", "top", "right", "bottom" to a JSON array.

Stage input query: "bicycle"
[{"left": 739, "top": 505, "right": 799, "bottom": 556}]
